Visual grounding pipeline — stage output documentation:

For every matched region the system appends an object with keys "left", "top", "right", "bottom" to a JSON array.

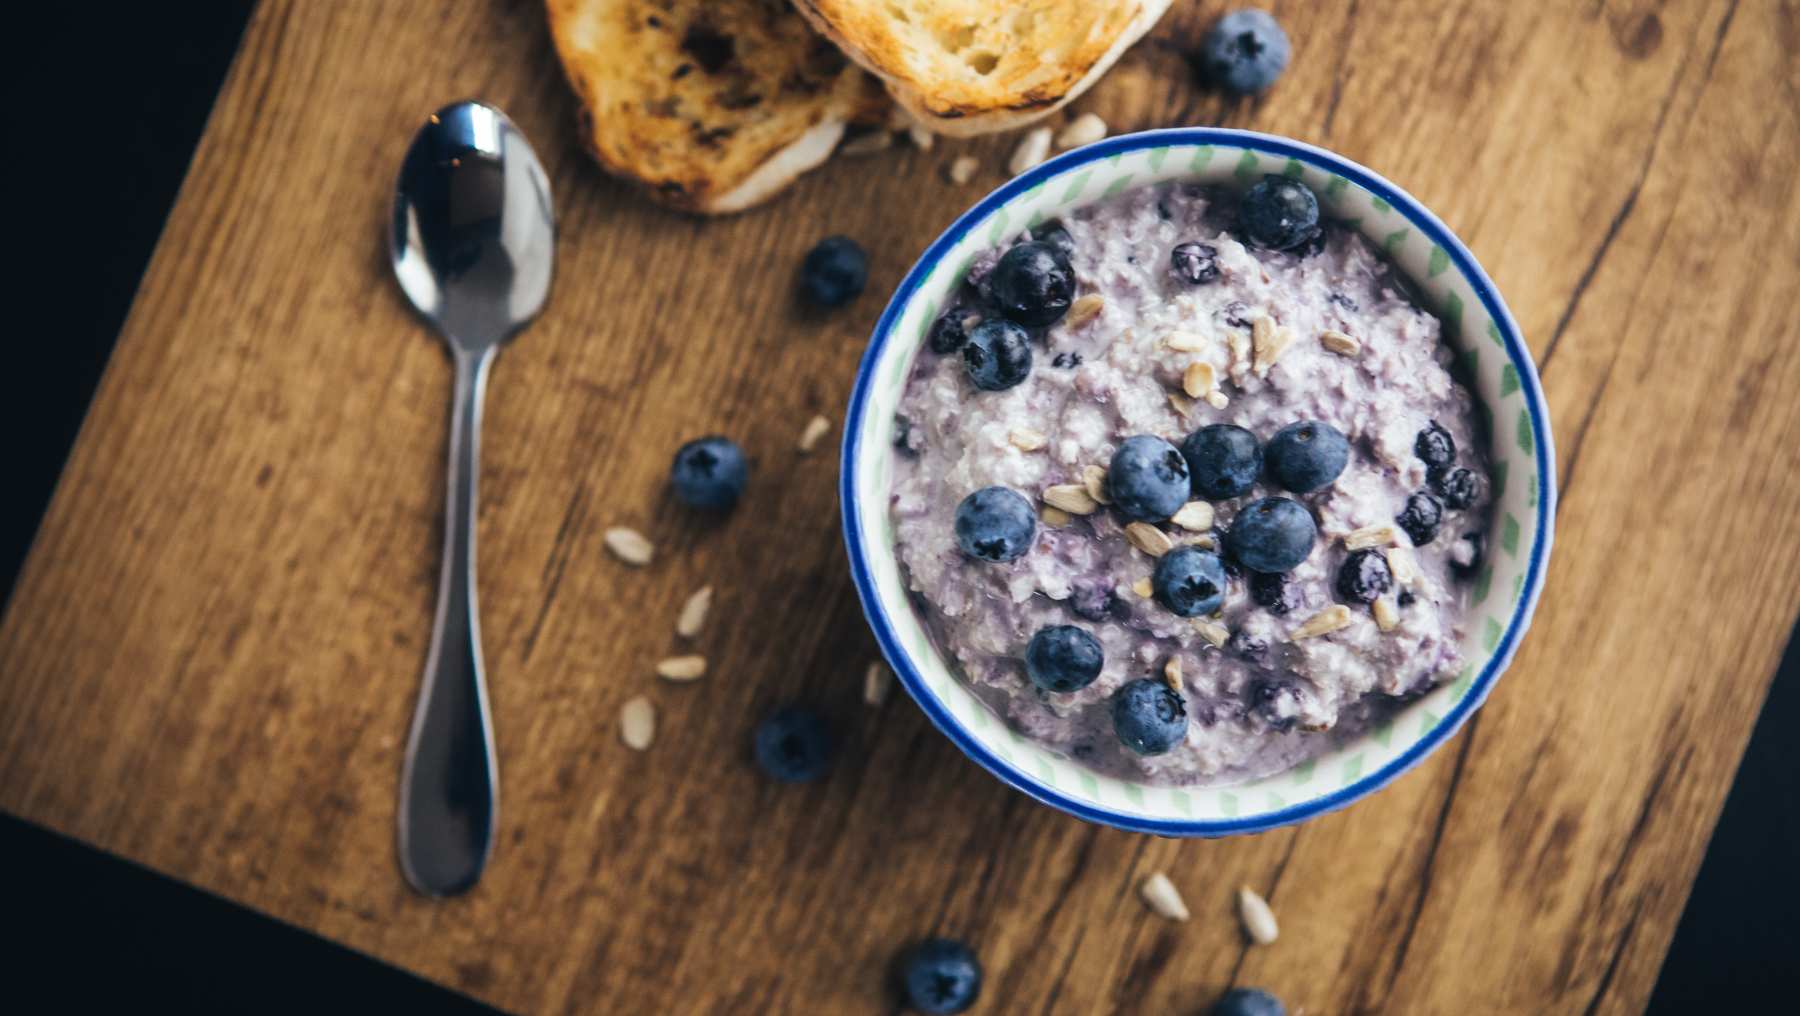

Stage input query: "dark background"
[{"left": 4, "top": 6, "right": 1792, "bottom": 1012}]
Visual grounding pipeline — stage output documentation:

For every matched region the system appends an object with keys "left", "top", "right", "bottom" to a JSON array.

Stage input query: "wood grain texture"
[{"left": 2, "top": 0, "right": 1797, "bottom": 1012}]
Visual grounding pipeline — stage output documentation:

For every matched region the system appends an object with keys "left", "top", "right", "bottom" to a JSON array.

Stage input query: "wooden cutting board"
[{"left": 3, "top": 1, "right": 1795, "bottom": 1012}]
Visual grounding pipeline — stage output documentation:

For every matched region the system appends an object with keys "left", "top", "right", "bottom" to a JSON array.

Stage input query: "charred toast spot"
[{"left": 681, "top": 24, "right": 735, "bottom": 74}]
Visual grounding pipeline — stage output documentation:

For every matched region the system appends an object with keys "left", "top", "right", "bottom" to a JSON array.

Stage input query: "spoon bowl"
[{"left": 390, "top": 100, "right": 554, "bottom": 896}]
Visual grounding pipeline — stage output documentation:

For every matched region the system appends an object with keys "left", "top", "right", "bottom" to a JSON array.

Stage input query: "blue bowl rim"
[{"left": 838, "top": 127, "right": 1556, "bottom": 837}]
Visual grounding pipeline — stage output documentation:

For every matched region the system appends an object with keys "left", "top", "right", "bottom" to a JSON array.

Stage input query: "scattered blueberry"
[
  {"left": 1108, "top": 435, "right": 1192, "bottom": 522},
  {"left": 982, "top": 240, "right": 1075, "bottom": 327},
  {"left": 1025, "top": 625, "right": 1105, "bottom": 693},
  {"left": 1228, "top": 630, "right": 1270, "bottom": 661},
  {"left": 1248, "top": 680, "right": 1301, "bottom": 731},
  {"left": 953, "top": 487, "right": 1036, "bottom": 563},
  {"left": 1198, "top": 9, "right": 1291, "bottom": 94},
  {"left": 1248, "top": 570, "right": 1301, "bottom": 615},
  {"left": 1152, "top": 546, "right": 1228, "bottom": 617},
  {"left": 1414, "top": 421, "right": 1455, "bottom": 468},
  {"left": 1170, "top": 242, "right": 1220, "bottom": 284},
  {"left": 1430, "top": 465, "right": 1479, "bottom": 509},
  {"left": 1227, "top": 496, "right": 1317, "bottom": 573},
  {"left": 1182, "top": 424, "right": 1263, "bottom": 499},
  {"left": 1336, "top": 548, "right": 1394, "bottom": 604},
  {"left": 1450, "top": 531, "right": 1484, "bottom": 577},
  {"left": 927, "top": 309, "right": 974, "bottom": 354},
  {"left": 962, "top": 318, "right": 1033, "bottom": 391},
  {"left": 1396, "top": 491, "right": 1444, "bottom": 546},
  {"left": 1032, "top": 220, "right": 1076, "bottom": 258},
  {"left": 897, "top": 938, "right": 982, "bottom": 1015},
  {"left": 753, "top": 706, "right": 833, "bottom": 782},
  {"left": 1053, "top": 351, "right": 1083, "bottom": 369},
  {"left": 670, "top": 436, "right": 748, "bottom": 509},
  {"left": 1238, "top": 175, "right": 1319, "bottom": 251},
  {"left": 1264, "top": 420, "right": 1349, "bottom": 493},
  {"left": 799, "top": 235, "right": 867, "bottom": 307},
  {"left": 1112, "top": 678, "right": 1189, "bottom": 755},
  {"left": 1214, "top": 986, "right": 1286, "bottom": 1016}
]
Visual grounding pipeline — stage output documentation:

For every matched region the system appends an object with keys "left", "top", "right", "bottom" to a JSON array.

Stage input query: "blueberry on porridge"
[{"left": 888, "top": 176, "right": 1492, "bottom": 785}]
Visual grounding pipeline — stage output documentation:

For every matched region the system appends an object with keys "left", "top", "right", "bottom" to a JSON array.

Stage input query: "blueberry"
[
  {"left": 1450, "top": 531, "right": 1484, "bottom": 577},
  {"left": 1152, "top": 546, "right": 1228, "bottom": 617},
  {"left": 983, "top": 240, "right": 1075, "bottom": 327},
  {"left": 1248, "top": 570, "right": 1300, "bottom": 615},
  {"left": 1025, "top": 625, "right": 1104, "bottom": 693},
  {"left": 1336, "top": 548, "right": 1394, "bottom": 604},
  {"left": 799, "top": 235, "right": 867, "bottom": 307},
  {"left": 1414, "top": 421, "right": 1455, "bottom": 468},
  {"left": 1181, "top": 424, "right": 1263, "bottom": 499},
  {"left": 1227, "top": 497, "right": 1317, "bottom": 573},
  {"left": 1214, "top": 987, "right": 1286, "bottom": 1016},
  {"left": 1238, "top": 175, "right": 1320, "bottom": 251},
  {"left": 1248, "top": 681, "right": 1302, "bottom": 731},
  {"left": 1198, "top": 10, "right": 1291, "bottom": 94},
  {"left": 670, "top": 436, "right": 749, "bottom": 509},
  {"left": 753, "top": 707, "right": 833, "bottom": 782},
  {"left": 962, "top": 318, "right": 1033, "bottom": 391},
  {"left": 1396, "top": 491, "right": 1444, "bottom": 546},
  {"left": 927, "top": 309, "right": 974, "bottom": 354},
  {"left": 1032, "top": 220, "right": 1076, "bottom": 258},
  {"left": 1108, "top": 435, "right": 1191, "bottom": 522},
  {"left": 1264, "top": 420, "right": 1350, "bottom": 493},
  {"left": 1430, "top": 465, "right": 1479, "bottom": 509},
  {"left": 953, "top": 487, "right": 1036, "bottom": 562},
  {"left": 897, "top": 938, "right": 982, "bottom": 1015},
  {"left": 1170, "top": 242, "right": 1220, "bottom": 284},
  {"left": 1112, "top": 678, "right": 1188, "bottom": 755}
]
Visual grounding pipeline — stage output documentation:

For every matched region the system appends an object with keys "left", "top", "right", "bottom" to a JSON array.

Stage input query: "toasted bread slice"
[
  {"left": 793, "top": 0, "right": 1171, "bottom": 138},
  {"left": 546, "top": 0, "right": 887, "bottom": 213}
]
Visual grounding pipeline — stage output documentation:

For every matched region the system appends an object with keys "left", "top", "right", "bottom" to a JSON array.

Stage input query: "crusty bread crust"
[
  {"left": 793, "top": 0, "right": 1170, "bottom": 138},
  {"left": 546, "top": 0, "right": 886, "bottom": 213}
]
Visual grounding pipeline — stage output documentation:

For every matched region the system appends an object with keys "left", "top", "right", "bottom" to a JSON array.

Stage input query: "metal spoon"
[{"left": 389, "top": 101, "right": 553, "bottom": 896}]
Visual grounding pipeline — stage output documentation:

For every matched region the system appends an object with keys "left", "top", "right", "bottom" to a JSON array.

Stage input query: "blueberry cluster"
[
  {"left": 922, "top": 224, "right": 1081, "bottom": 394},
  {"left": 1394, "top": 420, "right": 1483, "bottom": 547}
]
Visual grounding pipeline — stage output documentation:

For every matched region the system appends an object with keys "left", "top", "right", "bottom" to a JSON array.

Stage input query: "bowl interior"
[{"left": 843, "top": 130, "right": 1552, "bottom": 834}]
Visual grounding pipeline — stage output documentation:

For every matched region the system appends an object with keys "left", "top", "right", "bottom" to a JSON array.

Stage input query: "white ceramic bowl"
[{"left": 840, "top": 129, "right": 1554, "bottom": 835}]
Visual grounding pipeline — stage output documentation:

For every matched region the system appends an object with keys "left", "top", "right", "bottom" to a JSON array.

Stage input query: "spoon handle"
[{"left": 398, "top": 346, "right": 499, "bottom": 896}]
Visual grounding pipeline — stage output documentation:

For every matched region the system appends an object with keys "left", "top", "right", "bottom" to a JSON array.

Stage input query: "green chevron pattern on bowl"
[{"left": 853, "top": 142, "right": 1544, "bottom": 823}]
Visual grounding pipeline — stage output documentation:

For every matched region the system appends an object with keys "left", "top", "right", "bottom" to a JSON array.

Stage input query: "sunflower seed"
[
  {"left": 1009, "top": 427, "right": 1048, "bottom": 451},
  {"left": 1291, "top": 604, "right": 1354, "bottom": 640},
  {"left": 1182, "top": 361, "right": 1217, "bottom": 398},
  {"left": 1171, "top": 501, "right": 1215, "bottom": 532},
  {"left": 1082, "top": 464, "right": 1112, "bottom": 505},
  {"left": 655, "top": 655, "right": 706, "bottom": 681},
  {"left": 1228, "top": 328, "right": 1252, "bottom": 382},
  {"left": 1372, "top": 596, "right": 1400, "bottom": 632},
  {"left": 605, "top": 527, "right": 654, "bottom": 566},
  {"left": 675, "top": 585, "right": 713, "bottom": 639},
  {"left": 1344, "top": 523, "right": 1402, "bottom": 550},
  {"left": 863, "top": 660, "right": 893, "bottom": 706},
  {"left": 1140, "top": 872, "right": 1190, "bottom": 921},
  {"left": 1386, "top": 545, "right": 1420, "bottom": 585},
  {"left": 1192, "top": 618, "right": 1229, "bottom": 647},
  {"left": 948, "top": 155, "right": 980, "bottom": 185},
  {"left": 1320, "top": 329, "right": 1361, "bottom": 356},
  {"left": 1009, "top": 126, "right": 1054, "bottom": 175},
  {"left": 1163, "top": 657, "right": 1183, "bottom": 692},
  {"left": 1040, "top": 505, "right": 1074, "bottom": 528},
  {"left": 1126, "top": 522, "right": 1174, "bottom": 557},
  {"left": 1132, "top": 577, "right": 1155, "bottom": 598},
  {"left": 798, "top": 414, "right": 832, "bottom": 454},
  {"left": 1253, "top": 318, "right": 1295, "bottom": 375},
  {"left": 1164, "top": 330, "right": 1209, "bottom": 352},
  {"left": 620, "top": 695, "right": 655, "bottom": 750},
  {"left": 1044, "top": 483, "right": 1100, "bottom": 515},
  {"left": 1167, "top": 391, "right": 1197, "bottom": 417},
  {"left": 1065, "top": 293, "right": 1105, "bottom": 329},
  {"left": 1237, "top": 885, "right": 1279, "bottom": 944},
  {"left": 1205, "top": 390, "right": 1230, "bottom": 410},
  {"left": 1055, "top": 112, "right": 1108, "bottom": 149},
  {"left": 907, "top": 123, "right": 935, "bottom": 150}
]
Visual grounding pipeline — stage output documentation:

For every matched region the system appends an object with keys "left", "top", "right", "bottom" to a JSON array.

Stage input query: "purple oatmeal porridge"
[{"left": 888, "top": 178, "right": 1491, "bottom": 787}]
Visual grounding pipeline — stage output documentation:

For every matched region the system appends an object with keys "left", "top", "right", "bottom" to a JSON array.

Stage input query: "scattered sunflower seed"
[
  {"left": 1040, "top": 505, "right": 1074, "bottom": 528},
  {"left": 1205, "top": 390, "right": 1230, "bottom": 410},
  {"left": 1044, "top": 483, "right": 1100, "bottom": 515},
  {"left": 1125, "top": 522, "right": 1175, "bottom": 557},
  {"left": 1291, "top": 604, "right": 1354, "bottom": 640},
  {"left": 1065, "top": 293, "right": 1105, "bottom": 329},
  {"left": 907, "top": 123, "right": 935, "bottom": 150},
  {"left": 1171, "top": 501, "right": 1215, "bottom": 532},
  {"left": 1132, "top": 577, "right": 1155, "bottom": 598},
  {"left": 840, "top": 130, "right": 894, "bottom": 157},
  {"left": 1164, "top": 330, "right": 1209, "bottom": 353},
  {"left": 676, "top": 585, "right": 713, "bottom": 639},
  {"left": 1140, "top": 872, "right": 1191, "bottom": 921},
  {"left": 1082, "top": 464, "right": 1112, "bottom": 505},
  {"left": 1344, "top": 523, "right": 1402, "bottom": 550},
  {"left": 1055, "top": 112, "right": 1108, "bottom": 149},
  {"left": 1237, "top": 885, "right": 1280, "bottom": 944},
  {"left": 604, "top": 527, "right": 654, "bottom": 566},
  {"left": 1009, "top": 427, "right": 1048, "bottom": 451},
  {"left": 948, "top": 155, "right": 980, "bottom": 185},
  {"left": 1008, "top": 126, "right": 1054, "bottom": 175},
  {"left": 1372, "top": 596, "right": 1400, "bottom": 632},
  {"left": 798, "top": 414, "right": 832, "bottom": 454},
  {"left": 1182, "top": 361, "right": 1217, "bottom": 398},
  {"left": 1386, "top": 545, "right": 1420, "bottom": 585},
  {"left": 1163, "top": 657, "right": 1183, "bottom": 692},
  {"left": 620, "top": 695, "right": 655, "bottom": 750},
  {"left": 1192, "top": 618, "right": 1229, "bottom": 647},
  {"left": 655, "top": 655, "right": 706, "bottom": 682},
  {"left": 1228, "top": 328, "right": 1253, "bottom": 382},
  {"left": 1253, "top": 318, "right": 1295, "bottom": 375},
  {"left": 863, "top": 660, "right": 893, "bottom": 706},
  {"left": 1320, "top": 329, "right": 1362, "bottom": 356}
]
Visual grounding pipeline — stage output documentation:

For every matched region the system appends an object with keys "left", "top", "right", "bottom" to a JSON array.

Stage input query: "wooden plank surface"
[{"left": 2, "top": 0, "right": 1796, "bottom": 1012}]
